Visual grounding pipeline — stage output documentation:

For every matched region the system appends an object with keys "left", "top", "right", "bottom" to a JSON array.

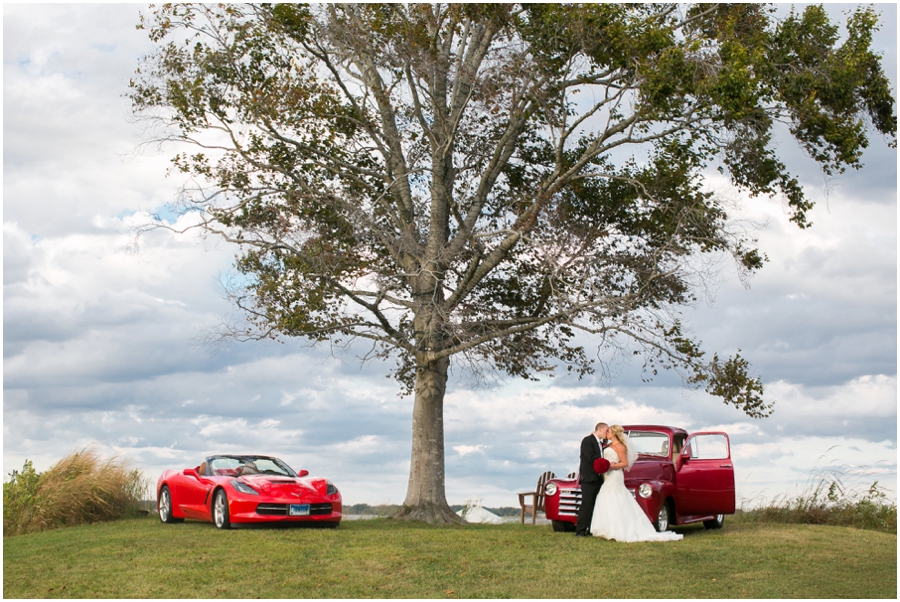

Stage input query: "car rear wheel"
[
  {"left": 212, "top": 489, "right": 231, "bottom": 530},
  {"left": 158, "top": 486, "right": 183, "bottom": 524},
  {"left": 551, "top": 520, "right": 576, "bottom": 532},
  {"left": 703, "top": 514, "right": 725, "bottom": 530},
  {"left": 654, "top": 500, "right": 673, "bottom": 532}
]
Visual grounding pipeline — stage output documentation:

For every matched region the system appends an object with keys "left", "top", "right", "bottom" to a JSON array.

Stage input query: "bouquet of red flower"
[{"left": 593, "top": 457, "right": 611, "bottom": 475}]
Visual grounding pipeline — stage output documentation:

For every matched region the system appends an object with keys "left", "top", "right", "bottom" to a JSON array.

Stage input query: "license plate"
[{"left": 289, "top": 504, "right": 310, "bottom": 516}]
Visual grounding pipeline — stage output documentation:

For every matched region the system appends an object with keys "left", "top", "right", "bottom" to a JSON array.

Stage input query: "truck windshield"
[{"left": 626, "top": 431, "right": 669, "bottom": 457}]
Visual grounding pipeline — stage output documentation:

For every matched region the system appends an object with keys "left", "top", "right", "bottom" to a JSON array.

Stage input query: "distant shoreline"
[{"left": 343, "top": 503, "right": 522, "bottom": 518}]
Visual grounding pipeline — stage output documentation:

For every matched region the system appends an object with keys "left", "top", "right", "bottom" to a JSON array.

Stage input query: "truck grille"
[
  {"left": 558, "top": 488, "right": 582, "bottom": 517},
  {"left": 256, "top": 503, "right": 333, "bottom": 516}
]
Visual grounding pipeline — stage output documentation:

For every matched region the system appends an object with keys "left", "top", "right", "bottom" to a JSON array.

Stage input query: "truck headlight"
[
  {"left": 544, "top": 482, "right": 558, "bottom": 496},
  {"left": 638, "top": 483, "right": 653, "bottom": 498}
]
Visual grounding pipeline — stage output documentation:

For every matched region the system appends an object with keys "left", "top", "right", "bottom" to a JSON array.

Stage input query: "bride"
[{"left": 590, "top": 424, "right": 683, "bottom": 542}]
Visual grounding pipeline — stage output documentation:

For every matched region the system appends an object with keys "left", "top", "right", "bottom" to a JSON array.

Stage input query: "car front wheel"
[
  {"left": 551, "top": 520, "right": 575, "bottom": 532},
  {"left": 654, "top": 501, "right": 672, "bottom": 532},
  {"left": 158, "top": 486, "right": 183, "bottom": 524},
  {"left": 703, "top": 514, "right": 725, "bottom": 530},
  {"left": 212, "top": 489, "right": 231, "bottom": 530}
]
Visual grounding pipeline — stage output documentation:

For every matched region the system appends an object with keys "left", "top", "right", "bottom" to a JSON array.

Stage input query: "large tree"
[{"left": 131, "top": 3, "right": 895, "bottom": 523}]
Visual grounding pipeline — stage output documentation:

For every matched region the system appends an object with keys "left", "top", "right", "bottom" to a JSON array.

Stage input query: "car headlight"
[
  {"left": 638, "top": 483, "right": 653, "bottom": 499},
  {"left": 230, "top": 480, "right": 259, "bottom": 495},
  {"left": 544, "top": 482, "right": 558, "bottom": 496},
  {"left": 326, "top": 481, "right": 338, "bottom": 496}
]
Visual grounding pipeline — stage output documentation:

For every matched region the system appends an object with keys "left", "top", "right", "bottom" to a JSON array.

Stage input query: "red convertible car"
[
  {"left": 156, "top": 454, "right": 342, "bottom": 529},
  {"left": 545, "top": 426, "right": 735, "bottom": 532}
]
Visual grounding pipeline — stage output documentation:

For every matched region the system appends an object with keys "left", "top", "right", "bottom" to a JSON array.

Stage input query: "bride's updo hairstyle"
[{"left": 608, "top": 424, "right": 626, "bottom": 446}]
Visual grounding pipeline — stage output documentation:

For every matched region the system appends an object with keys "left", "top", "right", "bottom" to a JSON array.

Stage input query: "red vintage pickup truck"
[{"left": 544, "top": 425, "right": 735, "bottom": 532}]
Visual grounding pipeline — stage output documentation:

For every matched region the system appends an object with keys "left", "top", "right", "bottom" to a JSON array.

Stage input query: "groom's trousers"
[{"left": 575, "top": 480, "right": 602, "bottom": 535}]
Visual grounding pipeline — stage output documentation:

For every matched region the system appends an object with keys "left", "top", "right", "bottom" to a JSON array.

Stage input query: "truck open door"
[{"left": 675, "top": 432, "right": 735, "bottom": 515}]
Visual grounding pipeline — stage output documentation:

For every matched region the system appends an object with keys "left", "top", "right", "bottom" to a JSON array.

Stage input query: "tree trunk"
[{"left": 395, "top": 355, "right": 463, "bottom": 524}]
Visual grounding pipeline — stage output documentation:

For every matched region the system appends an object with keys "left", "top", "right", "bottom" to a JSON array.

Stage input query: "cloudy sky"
[{"left": 4, "top": 4, "right": 897, "bottom": 509}]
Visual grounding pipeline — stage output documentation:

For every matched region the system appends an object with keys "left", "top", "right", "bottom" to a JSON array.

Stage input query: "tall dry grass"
[
  {"left": 737, "top": 465, "right": 897, "bottom": 533},
  {"left": 3, "top": 447, "right": 149, "bottom": 537}
]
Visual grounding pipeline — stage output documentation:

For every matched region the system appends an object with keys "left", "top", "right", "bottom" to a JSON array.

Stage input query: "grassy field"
[{"left": 3, "top": 515, "right": 896, "bottom": 599}]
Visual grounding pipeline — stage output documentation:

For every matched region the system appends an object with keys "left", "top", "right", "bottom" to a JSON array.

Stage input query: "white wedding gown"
[{"left": 590, "top": 447, "right": 683, "bottom": 542}]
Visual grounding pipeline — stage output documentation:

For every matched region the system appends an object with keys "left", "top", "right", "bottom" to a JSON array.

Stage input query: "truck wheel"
[
  {"left": 654, "top": 500, "right": 673, "bottom": 532},
  {"left": 703, "top": 514, "right": 725, "bottom": 529}
]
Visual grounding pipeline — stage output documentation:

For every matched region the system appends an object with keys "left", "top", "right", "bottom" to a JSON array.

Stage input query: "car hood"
[{"left": 237, "top": 475, "right": 324, "bottom": 496}]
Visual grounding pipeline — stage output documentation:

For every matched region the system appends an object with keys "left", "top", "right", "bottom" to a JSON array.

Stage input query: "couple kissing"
[{"left": 575, "top": 422, "right": 682, "bottom": 542}]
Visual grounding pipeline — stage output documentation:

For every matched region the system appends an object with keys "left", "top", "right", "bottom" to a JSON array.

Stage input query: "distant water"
[{"left": 343, "top": 514, "right": 551, "bottom": 524}]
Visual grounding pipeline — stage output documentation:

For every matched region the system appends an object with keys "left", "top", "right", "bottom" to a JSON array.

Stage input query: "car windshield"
[
  {"left": 209, "top": 455, "right": 297, "bottom": 477},
  {"left": 625, "top": 431, "right": 670, "bottom": 457}
]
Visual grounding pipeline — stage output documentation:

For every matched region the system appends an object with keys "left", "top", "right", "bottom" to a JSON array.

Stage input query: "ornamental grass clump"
[
  {"left": 739, "top": 468, "right": 897, "bottom": 534},
  {"left": 3, "top": 447, "right": 149, "bottom": 537}
]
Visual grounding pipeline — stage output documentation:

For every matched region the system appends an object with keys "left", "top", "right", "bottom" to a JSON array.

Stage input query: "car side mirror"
[
  {"left": 183, "top": 468, "right": 200, "bottom": 479},
  {"left": 297, "top": 469, "right": 309, "bottom": 477}
]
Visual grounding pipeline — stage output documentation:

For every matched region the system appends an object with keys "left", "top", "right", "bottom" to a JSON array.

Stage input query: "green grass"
[{"left": 4, "top": 516, "right": 896, "bottom": 598}]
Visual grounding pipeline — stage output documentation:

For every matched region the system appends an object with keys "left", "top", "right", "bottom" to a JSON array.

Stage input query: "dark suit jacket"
[{"left": 579, "top": 434, "right": 604, "bottom": 483}]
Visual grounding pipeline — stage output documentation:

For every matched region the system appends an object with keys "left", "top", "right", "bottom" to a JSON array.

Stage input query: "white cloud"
[
  {"left": 197, "top": 418, "right": 251, "bottom": 438},
  {"left": 698, "top": 422, "right": 764, "bottom": 436},
  {"left": 342, "top": 435, "right": 384, "bottom": 454},
  {"left": 454, "top": 444, "right": 488, "bottom": 456},
  {"left": 767, "top": 376, "right": 897, "bottom": 419}
]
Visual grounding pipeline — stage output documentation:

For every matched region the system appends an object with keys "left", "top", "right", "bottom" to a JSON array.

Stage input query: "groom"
[{"left": 575, "top": 422, "right": 609, "bottom": 537}]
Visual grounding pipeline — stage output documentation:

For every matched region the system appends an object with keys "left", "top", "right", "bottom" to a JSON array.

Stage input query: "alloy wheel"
[
  {"left": 158, "top": 488, "right": 171, "bottom": 522},
  {"left": 213, "top": 490, "right": 230, "bottom": 529}
]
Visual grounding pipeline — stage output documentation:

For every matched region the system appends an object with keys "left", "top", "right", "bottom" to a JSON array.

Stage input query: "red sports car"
[{"left": 156, "top": 454, "right": 342, "bottom": 529}]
